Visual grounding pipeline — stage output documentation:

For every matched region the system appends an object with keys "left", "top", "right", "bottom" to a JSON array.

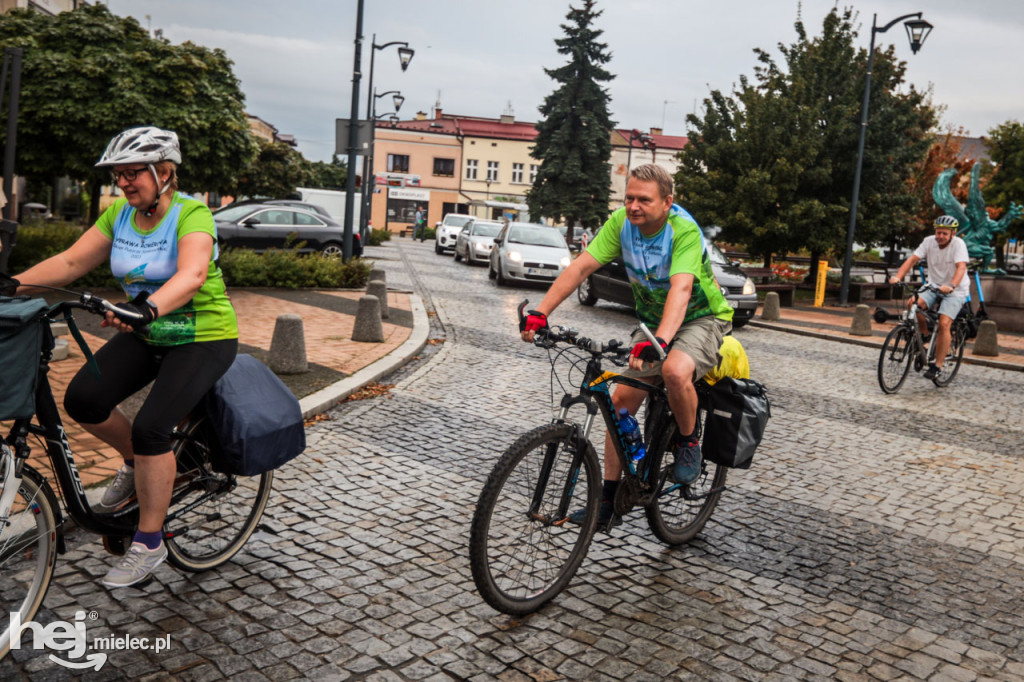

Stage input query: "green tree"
[
  {"left": 0, "top": 4, "right": 255, "bottom": 222},
  {"left": 527, "top": 0, "right": 615, "bottom": 235},
  {"left": 982, "top": 120, "right": 1024, "bottom": 245},
  {"left": 233, "top": 139, "right": 309, "bottom": 198},
  {"left": 303, "top": 154, "right": 347, "bottom": 190},
  {"left": 676, "top": 7, "right": 936, "bottom": 270}
]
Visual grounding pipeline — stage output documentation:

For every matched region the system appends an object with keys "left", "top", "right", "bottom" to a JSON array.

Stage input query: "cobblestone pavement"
[{"left": 5, "top": 238, "right": 1024, "bottom": 681}]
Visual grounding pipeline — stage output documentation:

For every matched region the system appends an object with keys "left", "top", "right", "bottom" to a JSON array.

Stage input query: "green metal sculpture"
[{"left": 933, "top": 162, "right": 1023, "bottom": 269}]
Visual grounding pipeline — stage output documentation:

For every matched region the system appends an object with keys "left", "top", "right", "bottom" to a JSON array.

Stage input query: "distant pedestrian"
[{"left": 414, "top": 206, "right": 425, "bottom": 241}]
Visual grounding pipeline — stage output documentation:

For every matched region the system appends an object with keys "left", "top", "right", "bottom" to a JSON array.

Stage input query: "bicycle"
[
  {"left": 0, "top": 290, "right": 273, "bottom": 657},
  {"left": 469, "top": 301, "right": 727, "bottom": 615},
  {"left": 877, "top": 270, "right": 987, "bottom": 394}
]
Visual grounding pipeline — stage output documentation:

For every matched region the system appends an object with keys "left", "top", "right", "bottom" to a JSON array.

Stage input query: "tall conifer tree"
[{"left": 527, "top": 0, "right": 615, "bottom": 233}]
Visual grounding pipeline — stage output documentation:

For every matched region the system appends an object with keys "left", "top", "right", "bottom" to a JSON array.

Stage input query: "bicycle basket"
[{"left": 0, "top": 296, "right": 52, "bottom": 421}]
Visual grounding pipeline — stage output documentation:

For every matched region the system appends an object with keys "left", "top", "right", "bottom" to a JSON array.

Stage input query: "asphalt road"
[{"left": 5, "top": 239, "right": 1024, "bottom": 681}]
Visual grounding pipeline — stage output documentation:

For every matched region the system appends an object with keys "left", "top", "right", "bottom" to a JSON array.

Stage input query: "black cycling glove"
[
  {"left": 112, "top": 292, "right": 157, "bottom": 326},
  {"left": 0, "top": 273, "right": 19, "bottom": 297}
]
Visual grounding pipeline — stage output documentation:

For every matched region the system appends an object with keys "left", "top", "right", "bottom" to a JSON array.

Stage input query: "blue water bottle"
[{"left": 617, "top": 408, "right": 646, "bottom": 462}]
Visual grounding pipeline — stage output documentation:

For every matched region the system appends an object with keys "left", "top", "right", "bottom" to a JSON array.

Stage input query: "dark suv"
[{"left": 576, "top": 242, "right": 757, "bottom": 327}]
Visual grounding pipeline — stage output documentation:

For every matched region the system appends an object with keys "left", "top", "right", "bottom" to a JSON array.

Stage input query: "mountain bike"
[
  {"left": 877, "top": 271, "right": 987, "bottom": 393},
  {"left": 469, "top": 302, "right": 727, "bottom": 615},
  {"left": 0, "top": 290, "right": 273, "bottom": 657}
]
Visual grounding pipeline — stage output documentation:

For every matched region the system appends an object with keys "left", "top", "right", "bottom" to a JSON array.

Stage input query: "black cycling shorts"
[{"left": 64, "top": 333, "right": 237, "bottom": 456}]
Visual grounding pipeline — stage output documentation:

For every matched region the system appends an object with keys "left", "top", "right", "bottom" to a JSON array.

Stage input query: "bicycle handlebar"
[
  {"left": 518, "top": 299, "right": 630, "bottom": 359},
  {"left": 48, "top": 291, "right": 148, "bottom": 323}
]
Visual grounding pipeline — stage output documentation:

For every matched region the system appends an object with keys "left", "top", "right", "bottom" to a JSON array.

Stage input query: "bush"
[
  {"left": 368, "top": 228, "right": 392, "bottom": 246},
  {"left": 7, "top": 221, "right": 117, "bottom": 289},
  {"left": 218, "top": 246, "right": 371, "bottom": 288}
]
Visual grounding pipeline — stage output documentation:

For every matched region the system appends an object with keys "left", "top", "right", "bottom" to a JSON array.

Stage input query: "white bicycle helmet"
[
  {"left": 933, "top": 215, "right": 959, "bottom": 230},
  {"left": 97, "top": 126, "right": 181, "bottom": 216}
]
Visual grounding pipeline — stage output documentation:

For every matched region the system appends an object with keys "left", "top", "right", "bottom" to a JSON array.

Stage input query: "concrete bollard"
[
  {"left": 972, "top": 319, "right": 999, "bottom": 357},
  {"left": 352, "top": 295, "right": 385, "bottom": 342},
  {"left": 268, "top": 314, "right": 308, "bottom": 374},
  {"left": 761, "top": 292, "right": 781, "bottom": 321},
  {"left": 849, "top": 304, "right": 872, "bottom": 336},
  {"left": 369, "top": 268, "right": 386, "bottom": 285},
  {"left": 51, "top": 338, "right": 69, "bottom": 361},
  {"left": 366, "top": 279, "right": 389, "bottom": 319}
]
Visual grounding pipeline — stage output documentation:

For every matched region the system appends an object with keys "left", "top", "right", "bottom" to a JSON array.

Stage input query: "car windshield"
[
  {"left": 708, "top": 242, "right": 730, "bottom": 266},
  {"left": 471, "top": 222, "right": 502, "bottom": 237},
  {"left": 445, "top": 215, "right": 472, "bottom": 228},
  {"left": 212, "top": 204, "right": 258, "bottom": 222},
  {"left": 508, "top": 225, "right": 565, "bottom": 248}
]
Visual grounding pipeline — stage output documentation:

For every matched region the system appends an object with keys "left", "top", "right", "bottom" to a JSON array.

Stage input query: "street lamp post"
[
  {"left": 839, "top": 12, "right": 932, "bottom": 305},
  {"left": 359, "top": 34, "right": 413, "bottom": 245},
  {"left": 624, "top": 129, "right": 654, "bottom": 202},
  {"left": 360, "top": 89, "right": 404, "bottom": 241}
]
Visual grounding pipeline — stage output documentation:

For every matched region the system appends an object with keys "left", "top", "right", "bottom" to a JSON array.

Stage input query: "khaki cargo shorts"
[{"left": 623, "top": 315, "right": 732, "bottom": 382}]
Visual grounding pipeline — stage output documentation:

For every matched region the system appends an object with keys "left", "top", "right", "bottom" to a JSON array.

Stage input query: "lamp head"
[
  {"left": 397, "top": 45, "right": 414, "bottom": 71},
  {"left": 392, "top": 93, "right": 405, "bottom": 112},
  {"left": 904, "top": 18, "right": 933, "bottom": 54}
]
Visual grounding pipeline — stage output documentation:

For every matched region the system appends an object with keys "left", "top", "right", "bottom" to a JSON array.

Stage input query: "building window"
[
  {"left": 486, "top": 161, "right": 499, "bottom": 182},
  {"left": 530, "top": 164, "right": 540, "bottom": 184},
  {"left": 387, "top": 154, "right": 410, "bottom": 173},
  {"left": 433, "top": 158, "right": 455, "bottom": 177},
  {"left": 465, "top": 159, "right": 478, "bottom": 180},
  {"left": 512, "top": 163, "right": 524, "bottom": 184}
]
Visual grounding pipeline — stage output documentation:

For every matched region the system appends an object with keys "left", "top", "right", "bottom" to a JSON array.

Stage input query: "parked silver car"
[
  {"left": 434, "top": 214, "right": 473, "bottom": 254},
  {"left": 454, "top": 219, "right": 503, "bottom": 264},
  {"left": 489, "top": 222, "right": 572, "bottom": 286}
]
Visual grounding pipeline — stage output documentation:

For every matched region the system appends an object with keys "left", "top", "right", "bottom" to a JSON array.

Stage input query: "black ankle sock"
[{"left": 601, "top": 480, "right": 620, "bottom": 504}]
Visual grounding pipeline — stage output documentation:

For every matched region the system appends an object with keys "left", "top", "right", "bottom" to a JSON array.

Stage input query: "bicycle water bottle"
[{"left": 617, "top": 408, "right": 646, "bottom": 462}]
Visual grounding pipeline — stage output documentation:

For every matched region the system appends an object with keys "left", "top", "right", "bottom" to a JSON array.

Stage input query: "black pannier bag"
[
  {"left": 204, "top": 354, "right": 306, "bottom": 476},
  {"left": 702, "top": 377, "right": 770, "bottom": 469},
  {"left": 0, "top": 297, "right": 51, "bottom": 421}
]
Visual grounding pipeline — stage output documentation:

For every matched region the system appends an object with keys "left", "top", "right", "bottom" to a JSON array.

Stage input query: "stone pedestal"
[
  {"left": 369, "top": 267, "right": 386, "bottom": 285},
  {"left": 972, "top": 319, "right": 999, "bottom": 357},
  {"left": 762, "top": 292, "right": 781, "bottom": 321},
  {"left": 367, "top": 279, "right": 389, "bottom": 319},
  {"left": 352, "top": 295, "right": 384, "bottom": 342},
  {"left": 269, "top": 314, "right": 308, "bottom": 374},
  {"left": 849, "top": 304, "right": 872, "bottom": 336},
  {"left": 973, "top": 274, "right": 1024, "bottom": 333}
]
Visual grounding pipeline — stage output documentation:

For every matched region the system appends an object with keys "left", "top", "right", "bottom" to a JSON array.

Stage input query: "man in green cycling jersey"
[{"left": 520, "top": 163, "right": 733, "bottom": 527}]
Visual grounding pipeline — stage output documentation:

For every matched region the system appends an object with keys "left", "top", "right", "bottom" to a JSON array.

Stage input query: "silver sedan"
[
  {"left": 489, "top": 222, "right": 572, "bottom": 286},
  {"left": 454, "top": 219, "right": 503, "bottom": 265}
]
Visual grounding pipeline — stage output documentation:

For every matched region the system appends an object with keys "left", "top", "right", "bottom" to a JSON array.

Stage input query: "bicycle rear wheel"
[
  {"left": 469, "top": 423, "right": 600, "bottom": 615},
  {"left": 932, "top": 323, "right": 966, "bottom": 387},
  {"left": 644, "top": 418, "right": 727, "bottom": 545},
  {"left": 164, "top": 415, "right": 273, "bottom": 572},
  {"left": 878, "top": 326, "right": 914, "bottom": 394},
  {"left": 0, "top": 465, "right": 60, "bottom": 658}
]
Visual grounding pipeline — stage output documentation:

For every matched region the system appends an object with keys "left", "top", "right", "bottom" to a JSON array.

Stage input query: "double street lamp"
[
  {"left": 838, "top": 12, "right": 932, "bottom": 305},
  {"left": 343, "top": 4, "right": 413, "bottom": 260}
]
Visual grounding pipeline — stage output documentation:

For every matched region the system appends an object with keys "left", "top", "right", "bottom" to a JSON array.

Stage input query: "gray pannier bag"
[
  {"left": 0, "top": 296, "right": 52, "bottom": 421},
  {"left": 702, "top": 377, "right": 770, "bottom": 469}
]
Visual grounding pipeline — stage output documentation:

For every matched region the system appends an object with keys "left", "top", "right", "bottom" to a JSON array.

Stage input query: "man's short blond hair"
[{"left": 629, "top": 163, "right": 673, "bottom": 199}]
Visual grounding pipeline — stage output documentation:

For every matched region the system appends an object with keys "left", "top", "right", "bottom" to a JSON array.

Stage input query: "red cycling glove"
[
  {"left": 520, "top": 310, "right": 548, "bottom": 333},
  {"left": 630, "top": 337, "right": 667, "bottom": 362}
]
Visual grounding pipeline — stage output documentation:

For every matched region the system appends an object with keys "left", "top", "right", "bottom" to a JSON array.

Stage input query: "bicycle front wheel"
[
  {"left": 469, "top": 423, "right": 600, "bottom": 615},
  {"left": 165, "top": 416, "right": 273, "bottom": 572},
  {"left": 0, "top": 465, "right": 60, "bottom": 659},
  {"left": 932, "top": 323, "right": 966, "bottom": 387},
  {"left": 878, "top": 325, "right": 914, "bottom": 394},
  {"left": 644, "top": 420, "right": 727, "bottom": 545}
]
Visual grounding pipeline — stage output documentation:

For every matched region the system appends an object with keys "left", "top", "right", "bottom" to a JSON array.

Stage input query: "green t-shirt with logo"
[
  {"left": 96, "top": 193, "right": 238, "bottom": 346},
  {"left": 586, "top": 204, "right": 734, "bottom": 328}
]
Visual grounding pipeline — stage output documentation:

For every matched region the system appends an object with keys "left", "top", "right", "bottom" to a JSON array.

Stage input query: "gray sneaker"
[
  {"left": 98, "top": 464, "right": 135, "bottom": 509},
  {"left": 101, "top": 541, "right": 167, "bottom": 588}
]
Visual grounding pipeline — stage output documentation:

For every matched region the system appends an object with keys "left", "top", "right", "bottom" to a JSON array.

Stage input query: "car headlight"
[
  {"left": 560, "top": 256, "right": 571, "bottom": 268},
  {"left": 742, "top": 278, "right": 756, "bottom": 295},
  {"left": 507, "top": 251, "right": 522, "bottom": 263}
]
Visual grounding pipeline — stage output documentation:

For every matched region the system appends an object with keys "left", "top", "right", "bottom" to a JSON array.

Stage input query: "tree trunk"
[{"left": 88, "top": 179, "right": 102, "bottom": 225}]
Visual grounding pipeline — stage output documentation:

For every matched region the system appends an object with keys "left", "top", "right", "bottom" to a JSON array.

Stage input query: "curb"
[
  {"left": 748, "top": 318, "right": 1024, "bottom": 373},
  {"left": 298, "top": 293, "right": 429, "bottom": 418}
]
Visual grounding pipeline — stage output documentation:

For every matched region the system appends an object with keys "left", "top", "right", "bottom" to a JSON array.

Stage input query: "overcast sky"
[{"left": 103, "top": 0, "right": 1024, "bottom": 163}]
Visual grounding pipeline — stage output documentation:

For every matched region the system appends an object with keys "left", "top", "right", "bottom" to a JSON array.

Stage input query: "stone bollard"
[
  {"left": 972, "top": 319, "right": 999, "bottom": 357},
  {"left": 849, "top": 304, "right": 872, "bottom": 336},
  {"left": 352, "top": 295, "right": 385, "bottom": 342},
  {"left": 51, "top": 338, "right": 69, "bottom": 361},
  {"left": 761, "top": 292, "right": 781, "bottom": 321},
  {"left": 369, "top": 267, "right": 386, "bottom": 285},
  {"left": 366, "top": 279, "right": 389, "bottom": 319},
  {"left": 268, "top": 314, "right": 308, "bottom": 374}
]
